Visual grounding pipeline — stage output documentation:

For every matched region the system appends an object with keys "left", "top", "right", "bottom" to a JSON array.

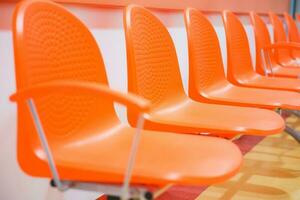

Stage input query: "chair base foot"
[
  {"left": 49, "top": 179, "right": 72, "bottom": 191},
  {"left": 50, "top": 179, "right": 153, "bottom": 200},
  {"left": 293, "top": 110, "right": 300, "bottom": 118},
  {"left": 106, "top": 191, "right": 153, "bottom": 200},
  {"left": 278, "top": 109, "right": 300, "bottom": 144}
]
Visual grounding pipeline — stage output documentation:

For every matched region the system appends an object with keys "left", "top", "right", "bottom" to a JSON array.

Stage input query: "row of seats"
[
  {"left": 254, "top": 12, "right": 300, "bottom": 78},
  {"left": 9, "top": 0, "right": 300, "bottom": 199},
  {"left": 272, "top": 13, "right": 300, "bottom": 68}
]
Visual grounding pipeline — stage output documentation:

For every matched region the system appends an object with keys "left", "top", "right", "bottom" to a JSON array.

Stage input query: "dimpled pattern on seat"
[
  {"left": 223, "top": 12, "right": 256, "bottom": 83},
  {"left": 186, "top": 9, "right": 226, "bottom": 94},
  {"left": 15, "top": 1, "right": 117, "bottom": 137},
  {"left": 126, "top": 6, "right": 185, "bottom": 107}
]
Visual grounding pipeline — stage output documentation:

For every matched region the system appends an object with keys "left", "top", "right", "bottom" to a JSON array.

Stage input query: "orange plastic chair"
[
  {"left": 223, "top": 11, "right": 300, "bottom": 92},
  {"left": 185, "top": 8, "right": 300, "bottom": 111},
  {"left": 124, "top": 5, "right": 285, "bottom": 137},
  {"left": 11, "top": 0, "right": 243, "bottom": 198},
  {"left": 284, "top": 12, "right": 300, "bottom": 59},
  {"left": 250, "top": 12, "right": 300, "bottom": 78},
  {"left": 269, "top": 12, "right": 300, "bottom": 68}
]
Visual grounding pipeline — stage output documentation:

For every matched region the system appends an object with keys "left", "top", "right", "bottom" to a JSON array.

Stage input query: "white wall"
[{"left": 0, "top": 3, "right": 269, "bottom": 200}]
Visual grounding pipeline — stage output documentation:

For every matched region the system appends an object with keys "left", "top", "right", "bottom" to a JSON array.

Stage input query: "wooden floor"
[{"left": 195, "top": 115, "right": 300, "bottom": 200}]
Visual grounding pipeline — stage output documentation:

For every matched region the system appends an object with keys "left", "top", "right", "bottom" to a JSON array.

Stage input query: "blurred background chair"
[
  {"left": 124, "top": 5, "right": 285, "bottom": 139},
  {"left": 223, "top": 11, "right": 300, "bottom": 142}
]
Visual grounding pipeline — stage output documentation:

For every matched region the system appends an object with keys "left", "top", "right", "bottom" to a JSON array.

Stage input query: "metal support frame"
[
  {"left": 68, "top": 181, "right": 152, "bottom": 200},
  {"left": 260, "top": 49, "right": 270, "bottom": 76},
  {"left": 27, "top": 98, "right": 152, "bottom": 199},
  {"left": 277, "top": 108, "right": 300, "bottom": 144},
  {"left": 260, "top": 48, "right": 273, "bottom": 76},
  {"left": 287, "top": 110, "right": 300, "bottom": 118},
  {"left": 284, "top": 126, "right": 300, "bottom": 143},
  {"left": 263, "top": 45, "right": 300, "bottom": 80},
  {"left": 122, "top": 114, "right": 145, "bottom": 199},
  {"left": 27, "top": 99, "right": 65, "bottom": 191}
]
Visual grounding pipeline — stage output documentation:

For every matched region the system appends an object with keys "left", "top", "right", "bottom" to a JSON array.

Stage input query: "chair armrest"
[
  {"left": 10, "top": 80, "right": 151, "bottom": 113},
  {"left": 262, "top": 42, "right": 300, "bottom": 51}
]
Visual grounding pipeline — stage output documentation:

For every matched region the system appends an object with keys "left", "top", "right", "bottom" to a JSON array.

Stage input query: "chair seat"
[
  {"left": 270, "top": 65, "right": 300, "bottom": 78},
  {"left": 142, "top": 98, "right": 284, "bottom": 136},
  {"left": 235, "top": 72, "right": 300, "bottom": 92},
  {"left": 201, "top": 80, "right": 300, "bottom": 110},
  {"left": 36, "top": 124, "right": 242, "bottom": 186}
]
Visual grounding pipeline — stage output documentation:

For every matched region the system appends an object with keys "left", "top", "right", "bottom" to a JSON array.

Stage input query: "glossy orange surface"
[
  {"left": 12, "top": 0, "right": 243, "bottom": 186},
  {"left": 184, "top": 8, "right": 298, "bottom": 115},
  {"left": 223, "top": 11, "right": 300, "bottom": 93},
  {"left": 124, "top": 5, "right": 284, "bottom": 137}
]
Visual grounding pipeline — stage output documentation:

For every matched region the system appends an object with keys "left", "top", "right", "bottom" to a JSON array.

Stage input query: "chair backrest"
[
  {"left": 13, "top": 0, "right": 118, "bottom": 171},
  {"left": 184, "top": 8, "right": 226, "bottom": 99},
  {"left": 250, "top": 12, "right": 274, "bottom": 75},
  {"left": 269, "top": 12, "right": 291, "bottom": 62},
  {"left": 222, "top": 11, "right": 256, "bottom": 84},
  {"left": 269, "top": 12, "right": 288, "bottom": 42},
  {"left": 284, "top": 12, "right": 300, "bottom": 43},
  {"left": 124, "top": 5, "right": 186, "bottom": 121}
]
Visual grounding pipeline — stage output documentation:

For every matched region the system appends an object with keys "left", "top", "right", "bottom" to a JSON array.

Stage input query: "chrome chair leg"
[
  {"left": 285, "top": 125, "right": 300, "bottom": 143},
  {"left": 277, "top": 109, "right": 300, "bottom": 143}
]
